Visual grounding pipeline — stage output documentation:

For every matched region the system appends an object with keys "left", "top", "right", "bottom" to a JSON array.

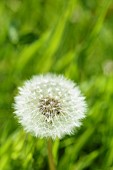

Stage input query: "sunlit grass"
[{"left": 0, "top": 0, "right": 113, "bottom": 169}]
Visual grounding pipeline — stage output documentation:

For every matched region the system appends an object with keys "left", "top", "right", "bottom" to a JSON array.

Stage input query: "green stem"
[{"left": 47, "top": 138, "right": 56, "bottom": 170}]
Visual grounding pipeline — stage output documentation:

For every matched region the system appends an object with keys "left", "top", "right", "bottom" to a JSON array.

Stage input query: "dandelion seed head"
[{"left": 14, "top": 74, "right": 87, "bottom": 139}]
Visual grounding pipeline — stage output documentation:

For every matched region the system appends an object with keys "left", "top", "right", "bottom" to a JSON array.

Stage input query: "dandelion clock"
[{"left": 14, "top": 74, "right": 87, "bottom": 170}]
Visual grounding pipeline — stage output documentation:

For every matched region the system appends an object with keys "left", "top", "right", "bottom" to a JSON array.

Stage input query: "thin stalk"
[{"left": 47, "top": 138, "right": 56, "bottom": 170}]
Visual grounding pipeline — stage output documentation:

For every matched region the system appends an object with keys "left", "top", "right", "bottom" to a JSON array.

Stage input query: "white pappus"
[{"left": 14, "top": 74, "right": 87, "bottom": 139}]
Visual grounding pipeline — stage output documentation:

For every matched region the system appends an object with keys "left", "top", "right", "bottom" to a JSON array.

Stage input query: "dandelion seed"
[{"left": 14, "top": 74, "right": 87, "bottom": 139}]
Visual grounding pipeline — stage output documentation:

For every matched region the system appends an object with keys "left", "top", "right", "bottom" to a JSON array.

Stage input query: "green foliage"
[{"left": 0, "top": 0, "right": 113, "bottom": 169}]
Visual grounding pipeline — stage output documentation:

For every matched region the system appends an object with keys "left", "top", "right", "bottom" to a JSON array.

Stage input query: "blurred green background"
[{"left": 0, "top": 0, "right": 113, "bottom": 170}]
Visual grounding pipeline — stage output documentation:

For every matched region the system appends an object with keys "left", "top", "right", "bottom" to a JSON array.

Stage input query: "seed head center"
[{"left": 39, "top": 97, "right": 61, "bottom": 121}]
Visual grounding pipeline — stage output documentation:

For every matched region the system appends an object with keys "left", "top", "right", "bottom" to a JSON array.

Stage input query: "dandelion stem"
[{"left": 47, "top": 138, "right": 56, "bottom": 170}]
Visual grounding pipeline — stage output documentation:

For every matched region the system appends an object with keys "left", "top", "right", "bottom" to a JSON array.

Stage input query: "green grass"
[{"left": 0, "top": 0, "right": 113, "bottom": 169}]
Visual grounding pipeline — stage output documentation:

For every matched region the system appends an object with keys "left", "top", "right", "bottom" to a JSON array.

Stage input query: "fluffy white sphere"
[{"left": 14, "top": 74, "right": 87, "bottom": 139}]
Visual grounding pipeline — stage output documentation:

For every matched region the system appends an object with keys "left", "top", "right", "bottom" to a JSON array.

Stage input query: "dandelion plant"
[{"left": 14, "top": 74, "right": 87, "bottom": 170}]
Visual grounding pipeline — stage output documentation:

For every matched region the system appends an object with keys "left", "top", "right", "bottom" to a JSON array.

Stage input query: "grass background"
[{"left": 0, "top": 0, "right": 113, "bottom": 169}]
